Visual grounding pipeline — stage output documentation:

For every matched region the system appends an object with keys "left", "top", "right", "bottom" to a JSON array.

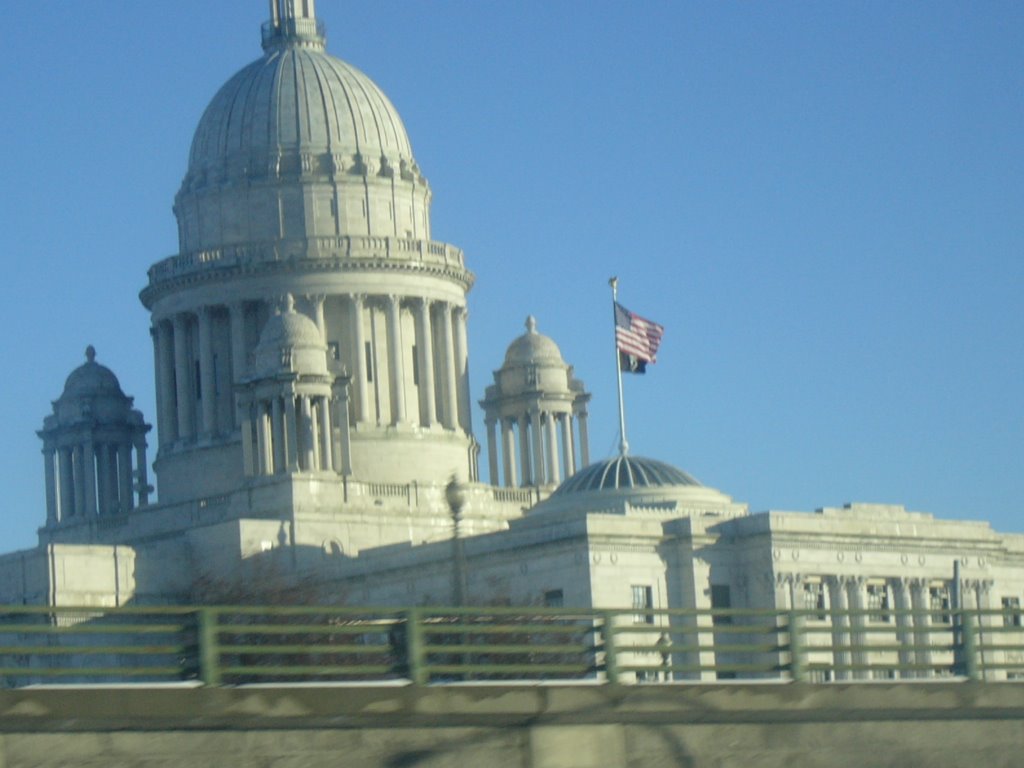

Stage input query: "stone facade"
[{"left": 2, "top": 1, "right": 1022, "bottom": 683}]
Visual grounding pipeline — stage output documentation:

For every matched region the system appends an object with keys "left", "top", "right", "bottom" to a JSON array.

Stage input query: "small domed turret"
[
  {"left": 481, "top": 318, "right": 591, "bottom": 490},
  {"left": 250, "top": 295, "right": 329, "bottom": 379},
  {"left": 38, "top": 348, "right": 151, "bottom": 525}
]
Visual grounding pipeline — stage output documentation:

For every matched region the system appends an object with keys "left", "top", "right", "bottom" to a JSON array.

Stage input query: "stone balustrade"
[{"left": 146, "top": 236, "right": 467, "bottom": 286}]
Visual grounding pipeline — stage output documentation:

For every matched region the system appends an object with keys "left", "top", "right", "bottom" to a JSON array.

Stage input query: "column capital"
[{"left": 774, "top": 572, "right": 799, "bottom": 588}]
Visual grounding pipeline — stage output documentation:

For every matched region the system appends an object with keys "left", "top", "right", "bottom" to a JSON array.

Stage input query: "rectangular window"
[
  {"left": 866, "top": 582, "right": 891, "bottom": 623},
  {"left": 543, "top": 589, "right": 563, "bottom": 608},
  {"left": 802, "top": 580, "right": 827, "bottom": 620},
  {"left": 930, "top": 585, "right": 951, "bottom": 625},
  {"left": 710, "top": 584, "right": 732, "bottom": 626},
  {"left": 1002, "top": 597, "right": 1022, "bottom": 628},
  {"left": 632, "top": 585, "right": 654, "bottom": 624},
  {"left": 327, "top": 341, "right": 340, "bottom": 361}
]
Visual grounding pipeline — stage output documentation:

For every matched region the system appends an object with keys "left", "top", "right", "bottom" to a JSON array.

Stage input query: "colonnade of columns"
[
  {"left": 41, "top": 435, "right": 149, "bottom": 525},
  {"left": 241, "top": 390, "right": 339, "bottom": 477},
  {"left": 152, "top": 302, "right": 248, "bottom": 447},
  {"left": 346, "top": 295, "right": 468, "bottom": 431},
  {"left": 484, "top": 406, "right": 590, "bottom": 488},
  {"left": 151, "top": 295, "right": 471, "bottom": 451},
  {"left": 776, "top": 573, "right": 986, "bottom": 680}
]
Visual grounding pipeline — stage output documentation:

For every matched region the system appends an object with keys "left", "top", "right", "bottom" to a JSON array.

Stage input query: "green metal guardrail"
[{"left": 0, "top": 605, "right": 1021, "bottom": 687}]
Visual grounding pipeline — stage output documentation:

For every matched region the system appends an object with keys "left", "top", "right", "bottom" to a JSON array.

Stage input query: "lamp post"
[{"left": 446, "top": 476, "right": 468, "bottom": 606}]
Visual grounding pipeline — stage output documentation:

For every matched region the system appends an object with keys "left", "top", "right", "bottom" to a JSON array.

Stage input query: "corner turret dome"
[
  {"left": 503, "top": 316, "right": 566, "bottom": 366},
  {"left": 61, "top": 346, "right": 126, "bottom": 400},
  {"left": 251, "top": 296, "right": 328, "bottom": 378}
]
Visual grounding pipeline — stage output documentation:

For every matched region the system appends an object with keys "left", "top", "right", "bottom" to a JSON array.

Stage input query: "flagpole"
[{"left": 609, "top": 277, "right": 629, "bottom": 457}]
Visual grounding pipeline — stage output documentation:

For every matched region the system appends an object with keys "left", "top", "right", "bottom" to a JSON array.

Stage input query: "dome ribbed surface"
[
  {"left": 553, "top": 456, "right": 701, "bottom": 496},
  {"left": 188, "top": 47, "right": 414, "bottom": 179}
]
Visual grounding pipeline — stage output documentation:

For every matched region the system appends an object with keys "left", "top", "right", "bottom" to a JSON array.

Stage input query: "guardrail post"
[
  {"left": 405, "top": 608, "right": 427, "bottom": 685},
  {"left": 788, "top": 611, "right": 807, "bottom": 682},
  {"left": 601, "top": 611, "right": 619, "bottom": 685},
  {"left": 962, "top": 612, "right": 980, "bottom": 681},
  {"left": 197, "top": 608, "right": 220, "bottom": 687}
]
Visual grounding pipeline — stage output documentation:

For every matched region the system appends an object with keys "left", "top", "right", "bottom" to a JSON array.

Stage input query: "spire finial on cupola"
[
  {"left": 85, "top": 345, "right": 96, "bottom": 363},
  {"left": 263, "top": 0, "right": 325, "bottom": 52},
  {"left": 525, "top": 316, "right": 538, "bottom": 334}
]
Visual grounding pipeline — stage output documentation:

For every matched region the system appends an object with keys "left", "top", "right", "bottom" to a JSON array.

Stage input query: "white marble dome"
[
  {"left": 173, "top": 5, "right": 432, "bottom": 254},
  {"left": 186, "top": 44, "right": 415, "bottom": 184}
]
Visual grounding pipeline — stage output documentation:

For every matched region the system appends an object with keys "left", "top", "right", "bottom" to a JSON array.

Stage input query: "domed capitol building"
[{"left": 3, "top": 1, "right": 1023, "bottom": 680}]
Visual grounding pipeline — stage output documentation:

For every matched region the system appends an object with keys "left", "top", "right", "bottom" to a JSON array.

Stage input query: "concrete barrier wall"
[{"left": 1, "top": 683, "right": 1022, "bottom": 768}]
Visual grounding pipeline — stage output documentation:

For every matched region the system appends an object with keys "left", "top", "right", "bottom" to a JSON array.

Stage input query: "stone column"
[
  {"left": 910, "top": 578, "right": 933, "bottom": 678},
  {"left": 135, "top": 439, "right": 149, "bottom": 506},
  {"left": 317, "top": 396, "right": 333, "bottom": 473},
  {"left": 271, "top": 396, "right": 285, "bottom": 473},
  {"left": 118, "top": 442, "right": 133, "bottom": 513},
  {"left": 332, "top": 383, "right": 352, "bottom": 476},
  {"left": 150, "top": 327, "right": 166, "bottom": 444},
  {"left": 440, "top": 304, "right": 458, "bottom": 430},
  {"left": 58, "top": 447, "right": 75, "bottom": 519},
  {"left": 975, "top": 580, "right": 1000, "bottom": 681},
  {"left": 545, "top": 412, "right": 560, "bottom": 485},
  {"left": 240, "top": 403, "right": 256, "bottom": 476},
  {"left": 415, "top": 299, "right": 436, "bottom": 427},
  {"left": 847, "top": 577, "right": 870, "bottom": 679},
  {"left": 560, "top": 412, "right": 575, "bottom": 478},
  {"left": 256, "top": 402, "right": 271, "bottom": 476},
  {"left": 485, "top": 418, "right": 499, "bottom": 486},
  {"left": 308, "top": 294, "right": 326, "bottom": 338},
  {"left": 350, "top": 295, "right": 369, "bottom": 424},
  {"left": 893, "top": 578, "right": 915, "bottom": 679},
  {"left": 229, "top": 302, "right": 248, "bottom": 429},
  {"left": 299, "top": 396, "right": 316, "bottom": 470},
  {"left": 501, "top": 418, "right": 517, "bottom": 488},
  {"left": 828, "top": 576, "right": 852, "bottom": 681},
  {"left": 172, "top": 314, "right": 194, "bottom": 441},
  {"left": 454, "top": 306, "right": 471, "bottom": 432},
  {"left": 284, "top": 395, "right": 300, "bottom": 472},
  {"left": 82, "top": 441, "right": 97, "bottom": 516},
  {"left": 155, "top": 322, "right": 177, "bottom": 444},
  {"left": 518, "top": 415, "right": 532, "bottom": 486},
  {"left": 385, "top": 295, "right": 406, "bottom": 425},
  {"left": 97, "top": 444, "right": 112, "bottom": 515},
  {"left": 198, "top": 307, "right": 217, "bottom": 438},
  {"left": 576, "top": 407, "right": 591, "bottom": 468},
  {"left": 531, "top": 409, "right": 545, "bottom": 485},
  {"left": 72, "top": 445, "right": 86, "bottom": 518},
  {"left": 42, "top": 447, "right": 57, "bottom": 525}
]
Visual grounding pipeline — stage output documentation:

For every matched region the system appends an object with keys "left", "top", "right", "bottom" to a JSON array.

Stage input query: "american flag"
[{"left": 615, "top": 302, "right": 664, "bottom": 374}]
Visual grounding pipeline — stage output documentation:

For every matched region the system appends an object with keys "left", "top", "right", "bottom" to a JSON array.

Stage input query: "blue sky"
[{"left": 1, "top": 2, "right": 1021, "bottom": 552}]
